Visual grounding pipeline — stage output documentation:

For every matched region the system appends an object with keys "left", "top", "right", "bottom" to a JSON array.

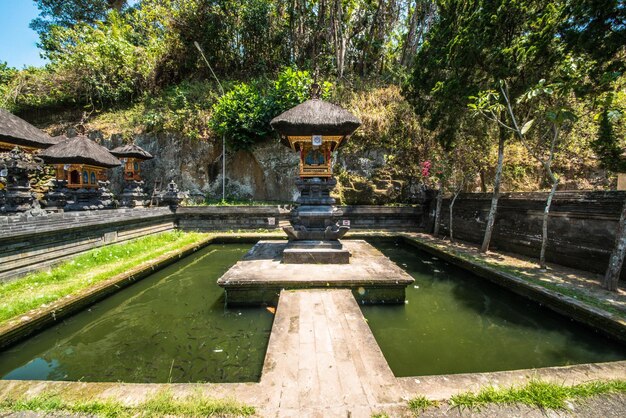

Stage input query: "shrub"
[{"left": 210, "top": 67, "right": 332, "bottom": 151}]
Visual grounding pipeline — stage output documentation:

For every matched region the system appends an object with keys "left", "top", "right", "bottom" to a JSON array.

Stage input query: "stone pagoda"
[
  {"left": 110, "top": 143, "right": 154, "bottom": 208},
  {"left": 39, "top": 135, "right": 121, "bottom": 210},
  {"left": 270, "top": 84, "right": 361, "bottom": 263}
]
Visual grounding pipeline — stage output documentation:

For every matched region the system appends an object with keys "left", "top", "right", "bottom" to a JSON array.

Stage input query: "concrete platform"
[{"left": 217, "top": 239, "right": 414, "bottom": 305}]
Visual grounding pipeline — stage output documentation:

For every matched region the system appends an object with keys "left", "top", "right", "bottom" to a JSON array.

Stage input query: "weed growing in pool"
[
  {"left": 0, "top": 389, "right": 255, "bottom": 417},
  {"left": 0, "top": 231, "right": 210, "bottom": 326},
  {"left": 407, "top": 395, "right": 439, "bottom": 413},
  {"left": 450, "top": 379, "right": 626, "bottom": 410}
]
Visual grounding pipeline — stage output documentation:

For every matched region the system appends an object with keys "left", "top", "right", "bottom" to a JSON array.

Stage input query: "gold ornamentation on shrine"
[{"left": 285, "top": 135, "right": 345, "bottom": 178}]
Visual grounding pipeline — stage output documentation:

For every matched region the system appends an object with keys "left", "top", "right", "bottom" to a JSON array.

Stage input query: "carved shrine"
[{"left": 270, "top": 84, "right": 361, "bottom": 263}]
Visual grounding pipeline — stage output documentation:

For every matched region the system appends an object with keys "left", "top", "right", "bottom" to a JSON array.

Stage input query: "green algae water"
[
  {"left": 0, "top": 244, "right": 274, "bottom": 383},
  {"left": 362, "top": 239, "right": 626, "bottom": 376}
]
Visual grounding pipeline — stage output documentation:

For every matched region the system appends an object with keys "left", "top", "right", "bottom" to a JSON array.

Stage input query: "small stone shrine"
[
  {"left": 270, "top": 83, "right": 361, "bottom": 263},
  {"left": 0, "top": 147, "right": 44, "bottom": 213},
  {"left": 110, "top": 143, "right": 153, "bottom": 207},
  {"left": 39, "top": 135, "right": 121, "bottom": 210}
]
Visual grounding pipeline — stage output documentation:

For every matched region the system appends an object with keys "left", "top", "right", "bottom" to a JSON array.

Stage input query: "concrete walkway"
[{"left": 258, "top": 289, "right": 402, "bottom": 417}]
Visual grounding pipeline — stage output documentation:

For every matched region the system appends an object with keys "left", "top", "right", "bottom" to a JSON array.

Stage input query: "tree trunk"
[
  {"left": 332, "top": 0, "right": 346, "bottom": 78},
  {"left": 540, "top": 176, "right": 559, "bottom": 269},
  {"left": 604, "top": 197, "right": 626, "bottom": 291},
  {"left": 450, "top": 187, "right": 461, "bottom": 242},
  {"left": 401, "top": 0, "right": 420, "bottom": 67},
  {"left": 481, "top": 122, "right": 506, "bottom": 252},
  {"left": 433, "top": 177, "right": 443, "bottom": 236}
]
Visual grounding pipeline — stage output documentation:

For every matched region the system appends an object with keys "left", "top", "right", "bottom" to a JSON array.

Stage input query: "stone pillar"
[
  {"left": 161, "top": 180, "right": 184, "bottom": 211},
  {"left": 43, "top": 178, "right": 69, "bottom": 210},
  {"left": 0, "top": 147, "right": 42, "bottom": 213},
  {"left": 97, "top": 180, "right": 116, "bottom": 209},
  {"left": 119, "top": 180, "right": 149, "bottom": 208},
  {"left": 283, "top": 177, "right": 349, "bottom": 241}
]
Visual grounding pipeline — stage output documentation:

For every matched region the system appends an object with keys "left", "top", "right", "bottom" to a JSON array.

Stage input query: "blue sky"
[{"left": 0, "top": 0, "right": 46, "bottom": 68}]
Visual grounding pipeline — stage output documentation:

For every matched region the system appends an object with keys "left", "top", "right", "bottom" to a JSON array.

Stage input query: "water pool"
[
  {"left": 362, "top": 239, "right": 626, "bottom": 376},
  {"left": 0, "top": 244, "right": 274, "bottom": 383}
]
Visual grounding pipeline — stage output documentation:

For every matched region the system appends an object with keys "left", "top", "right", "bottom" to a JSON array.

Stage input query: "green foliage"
[
  {"left": 560, "top": 0, "right": 626, "bottom": 92},
  {"left": 142, "top": 81, "right": 217, "bottom": 140},
  {"left": 0, "top": 62, "right": 17, "bottom": 106},
  {"left": 269, "top": 67, "right": 331, "bottom": 116},
  {"left": 407, "top": 395, "right": 439, "bottom": 414},
  {"left": 0, "top": 389, "right": 254, "bottom": 417},
  {"left": 211, "top": 67, "right": 332, "bottom": 151},
  {"left": 210, "top": 82, "right": 268, "bottom": 150},
  {"left": 592, "top": 109, "right": 625, "bottom": 173},
  {"left": 31, "top": 0, "right": 129, "bottom": 40},
  {"left": 43, "top": 10, "right": 165, "bottom": 105},
  {"left": 0, "top": 62, "right": 16, "bottom": 86},
  {"left": 406, "top": 0, "right": 565, "bottom": 150},
  {"left": 450, "top": 379, "right": 626, "bottom": 410}
]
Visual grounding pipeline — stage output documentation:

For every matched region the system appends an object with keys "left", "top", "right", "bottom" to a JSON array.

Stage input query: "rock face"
[{"left": 98, "top": 133, "right": 299, "bottom": 202}]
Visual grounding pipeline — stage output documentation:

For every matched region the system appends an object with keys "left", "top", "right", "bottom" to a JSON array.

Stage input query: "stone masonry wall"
[
  {"left": 1, "top": 205, "right": 424, "bottom": 281},
  {"left": 428, "top": 191, "right": 625, "bottom": 277},
  {"left": 0, "top": 208, "right": 175, "bottom": 282},
  {"left": 175, "top": 205, "right": 425, "bottom": 232}
]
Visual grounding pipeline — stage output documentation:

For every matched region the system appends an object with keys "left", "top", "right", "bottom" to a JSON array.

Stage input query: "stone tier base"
[
  {"left": 217, "top": 240, "right": 414, "bottom": 306},
  {"left": 282, "top": 240, "right": 350, "bottom": 264}
]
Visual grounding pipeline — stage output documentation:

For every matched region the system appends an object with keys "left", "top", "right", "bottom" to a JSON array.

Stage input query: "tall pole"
[{"left": 194, "top": 41, "right": 226, "bottom": 201}]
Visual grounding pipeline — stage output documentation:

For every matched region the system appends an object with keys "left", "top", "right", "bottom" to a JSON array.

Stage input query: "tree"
[
  {"left": 405, "top": 0, "right": 565, "bottom": 252},
  {"left": 470, "top": 78, "right": 577, "bottom": 268},
  {"left": 31, "top": 0, "right": 129, "bottom": 50}
]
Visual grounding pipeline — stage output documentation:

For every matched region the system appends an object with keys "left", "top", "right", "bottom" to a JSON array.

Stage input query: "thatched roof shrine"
[
  {"left": 40, "top": 135, "right": 121, "bottom": 168},
  {"left": 270, "top": 98, "right": 361, "bottom": 138},
  {"left": 110, "top": 143, "right": 153, "bottom": 160},
  {"left": 0, "top": 109, "right": 60, "bottom": 149}
]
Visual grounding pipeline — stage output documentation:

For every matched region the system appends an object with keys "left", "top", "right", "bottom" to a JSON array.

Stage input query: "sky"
[{"left": 0, "top": 0, "right": 46, "bottom": 68}]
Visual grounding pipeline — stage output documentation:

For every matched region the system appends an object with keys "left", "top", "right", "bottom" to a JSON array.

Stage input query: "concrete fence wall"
[
  {"left": 176, "top": 206, "right": 290, "bottom": 231},
  {"left": 2, "top": 192, "right": 622, "bottom": 281},
  {"left": 1, "top": 205, "right": 424, "bottom": 281},
  {"left": 0, "top": 208, "right": 176, "bottom": 282},
  {"left": 428, "top": 191, "right": 625, "bottom": 277},
  {"left": 175, "top": 205, "right": 425, "bottom": 232}
]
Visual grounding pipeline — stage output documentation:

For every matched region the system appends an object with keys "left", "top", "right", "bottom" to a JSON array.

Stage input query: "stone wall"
[
  {"left": 0, "top": 208, "right": 175, "bottom": 282},
  {"left": 176, "top": 206, "right": 289, "bottom": 231},
  {"left": 1, "top": 205, "right": 424, "bottom": 281},
  {"left": 176, "top": 205, "right": 425, "bottom": 232},
  {"left": 428, "top": 191, "right": 625, "bottom": 277}
]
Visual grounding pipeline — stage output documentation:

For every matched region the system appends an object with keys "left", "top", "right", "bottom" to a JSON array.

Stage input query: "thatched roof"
[
  {"left": 40, "top": 135, "right": 121, "bottom": 168},
  {"left": 110, "top": 143, "right": 153, "bottom": 160},
  {"left": 270, "top": 98, "right": 361, "bottom": 137},
  {"left": 0, "top": 108, "right": 59, "bottom": 149}
]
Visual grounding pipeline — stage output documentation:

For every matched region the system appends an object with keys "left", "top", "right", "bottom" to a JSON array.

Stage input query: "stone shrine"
[{"left": 270, "top": 84, "right": 361, "bottom": 263}]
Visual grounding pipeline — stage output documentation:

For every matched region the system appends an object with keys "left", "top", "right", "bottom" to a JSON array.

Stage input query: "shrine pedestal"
[
  {"left": 282, "top": 177, "right": 351, "bottom": 263},
  {"left": 282, "top": 240, "right": 350, "bottom": 264},
  {"left": 217, "top": 240, "right": 414, "bottom": 306}
]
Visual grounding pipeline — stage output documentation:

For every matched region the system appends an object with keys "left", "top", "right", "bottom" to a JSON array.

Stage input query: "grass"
[
  {"left": 0, "top": 389, "right": 254, "bottom": 417},
  {"left": 407, "top": 395, "right": 439, "bottom": 414},
  {"left": 0, "top": 230, "right": 210, "bottom": 326},
  {"left": 405, "top": 235, "right": 624, "bottom": 318},
  {"left": 190, "top": 199, "right": 293, "bottom": 206},
  {"left": 449, "top": 379, "right": 626, "bottom": 410}
]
